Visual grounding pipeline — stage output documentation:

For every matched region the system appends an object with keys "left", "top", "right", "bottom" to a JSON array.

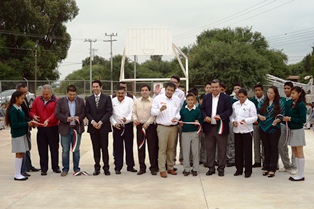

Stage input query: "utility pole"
[
  {"left": 104, "top": 33, "right": 117, "bottom": 95},
  {"left": 85, "top": 39, "right": 97, "bottom": 94},
  {"left": 34, "top": 48, "right": 37, "bottom": 95}
]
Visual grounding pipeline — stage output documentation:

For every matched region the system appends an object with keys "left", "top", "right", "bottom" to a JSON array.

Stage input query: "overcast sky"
[{"left": 58, "top": 0, "right": 314, "bottom": 79}]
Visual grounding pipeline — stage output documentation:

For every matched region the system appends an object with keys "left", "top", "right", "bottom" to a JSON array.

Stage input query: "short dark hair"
[
  {"left": 16, "top": 83, "right": 27, "bottom": 90},
  {"left": 67, "top": 85, "right": 77, "bottom": 92},
  {"left": 140, "top": 84, "right": 151, "bottom": 91},
  {"left": 205, "top": 82, "right": 211, "bottom": 87},
  {"left": 238, "top": 88, "right": 248, "bottom": 96},
  {"left": 284, "top": 81, "right": 293, "bottom": 88},
  {"left": 186, "top": 93, "right": 195, "bottom": 99},
  {"left": 178, "top": 85, "right": 185, "bottom": 89},
  {"left": 92, "top": 80, "right": 102, "bottom": 87},
  {"left": 165, "top": 82, "right": 176, "bottom": 90},
  {"left": 254, "top": 84, "right": 264, "bottom": 91},
  {"left": 119, "top": 81, "right": 126, "bottom": 85},
  {"left": 220, "top": 82, "right": 226, "bottom": 89},
  {"left": 211, "top": 79, "right": 221, "bottom": 86},
  {"left": 233, "top": 83, "right": 242, "bottom": 88},
  {"left": 171, "top": 75, "right": 180, "bottom": 83},
  {"left": 188, "top": 87, "right": 198, "bottom": 96},
  {"left": 117, "top": 86, "right": 125, "bottom": 91}
]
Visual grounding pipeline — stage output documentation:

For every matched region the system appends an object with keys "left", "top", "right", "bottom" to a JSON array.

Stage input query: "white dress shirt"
[
  {"left": 110, "top": 96, "right": 133, "bottom": 125},
  {"left": 158, "top": 87, "right": 185, "bottom": 107},
  {"left": 151, "top": 94, "right": 181, "bottom": 126},
  {"left": 230, "top": 98, "right": 257, "bottom": 133},
  {"left": 211, "top": 93, "right": 220, "bottom": 125}
]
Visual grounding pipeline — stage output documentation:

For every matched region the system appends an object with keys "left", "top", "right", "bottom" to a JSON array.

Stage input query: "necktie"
[{"left": 95, "top": 95, "right": 99, "bottom": 108}]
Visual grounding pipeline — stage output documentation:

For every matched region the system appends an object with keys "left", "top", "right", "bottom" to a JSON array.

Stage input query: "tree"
[{"left": 0, "top": 0, "right": 79, "bottom": 81}]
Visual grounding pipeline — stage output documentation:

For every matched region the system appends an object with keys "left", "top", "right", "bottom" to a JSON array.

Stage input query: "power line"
[{"left": 104, "top": 33, "right": 118, "bottom": 95}]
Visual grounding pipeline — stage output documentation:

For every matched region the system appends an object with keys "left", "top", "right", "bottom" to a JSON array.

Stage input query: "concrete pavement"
[{"left": 0, "top": 127, "right": 314, "bottom": 209}]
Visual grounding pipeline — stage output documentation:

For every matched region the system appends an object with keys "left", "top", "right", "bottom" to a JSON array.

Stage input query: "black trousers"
[
  {"left": 234, "top": 132, "right": 253, "bottom": 174},
  {"left": 37, "top": 126, "right": 59, "bottom": 172},
  {"left": 90, "top": 131, "right": 109, "bottom": 171},
  {"left": 113, "top": 123, "right": 135, "bottom": 171},
  {"left": 260, "top": 129, "right": 281, "bottom": 172},
  {"left": 22, "top": 129, "right": 34, "bottom": 172},
  {"left": 136, "top": 124, "right": 158, "bottom": 172},
  {"left": 205, "top": 126, "right": 228, "bottom": 172}
]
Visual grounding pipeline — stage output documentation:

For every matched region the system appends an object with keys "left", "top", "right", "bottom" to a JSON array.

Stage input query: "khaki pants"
[{"left": 157, "top": 125, "right": 178, "bottom": 172}]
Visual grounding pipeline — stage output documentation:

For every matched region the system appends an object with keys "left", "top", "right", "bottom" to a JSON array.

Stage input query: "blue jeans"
[{"left": 61, "top": 128, "right": 81, "bottom": 172}]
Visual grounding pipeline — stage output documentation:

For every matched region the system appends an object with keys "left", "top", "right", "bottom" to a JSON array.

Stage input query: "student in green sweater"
[
  {"left": 5, "top": 91, "right": 34, "bottom": 181},
  {"left": 283, "top": 86, "right": 307, "bottom": 181},
  {"left": 179, "top": 93, "right": 202, "bottom": 176}
]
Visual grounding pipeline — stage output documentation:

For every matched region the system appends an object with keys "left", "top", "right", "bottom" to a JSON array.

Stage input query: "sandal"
[
  {"left": 262, "top": 170, "right": 269, "bottom": 176},
  {"left": 268, "top": 171, "right": 275, "bottom": 178}
]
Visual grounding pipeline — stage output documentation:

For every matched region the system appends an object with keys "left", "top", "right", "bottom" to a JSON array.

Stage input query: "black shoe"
[
  {"left": 215, "top": 161, "right": 218, "bottom": 166},
  {"left": 14, "top": 177, "right": 28, "bottom": 181},
  {"left": 218, "top": 171, "right": 224, "bottom": 177},
  {"left": 252, "top": 163, "right": 261, "bottom": 168},
  {"left": 191, "top": 170, "right": 198, "bottom": 176},
  {"left": 206, "top": 170, "right": 215, "bottom": 176},
  {"left": 151, "top": 171, "right": 157, "bottom": 175},
  {"left": 137, "top": 170, "right": 146, "bottom": 175},
  {"left": 245, "top": 173, "right": 252, "bottom": 178},
  {"left": 268, "top": 171, "right": 275, "bottom": 178},
  {"left": 104, "top": 170, "right": 110, "bottom": 176},
  {"left": 234, "top": 172, "right": 242, "bottom": 176},
  {"left": 41, "top": 171, "right": 47, "bottom": 176},
  {"left": 227, "top": 163, "right": 235, "bottom": 167},
  {"left": 173, "top": 167, "right": 177, "bottom": 171},
  {"left": 127, "top": 168, "right": 137, "bottom": 172},
  {"left": 262, "top": 170, "right": 269, "bottom": 176},
  {"left": 204, "top": 163, "right": 209, "bottom": 168},
  {"left": 183, "top": 171, "right": 190, "bottom": 176},
  {"left": 22, "top": 172, "right": 31, "bottom": 177},
  {"left": 53, "top": 169, "right": 61, "bottom": 173},
  {"left": 93, "top": 170, "right": 100, "bottom": 176},
  {"left": 29, "top": 167, "right": 40, "bottom": 172},
  {"left": 289, "top": 176, "right": 305, "bottom": 181},
  {"left": 115, "top": 170, "right": 121, "bottom": 175}
]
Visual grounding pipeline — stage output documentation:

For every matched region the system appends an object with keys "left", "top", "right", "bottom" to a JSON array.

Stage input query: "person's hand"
[
  {"left": 28, "top": 121, "right": 33, "bottom": 127},
  {"left": 171, "top": 118, "right": 178, "bottom": 123},
  {"left": 96, "top": 122, "right": 102, "bottom": 129},
  {"left": 258, "top": 114, "right": 266, "bottom": 121},
  {"left": 204, "top": 116, "right": 211, "bottom": 123},
  {"left": 213, "top": 115, "right": 221, "bottom": 121},
  {"left": 195, "top": 120, "right": 199, "bottom": 126},
  {"left": 122, "top": 117, "right": 126, "bottom": 123},
  {"left": 272, "top": 118, "right": 281, "bottom": 126},
  {"left": 33, "top": 115, "right": 40, "bottom": 122},
  {"left": 142, "top": 123, "right": 149, "bottom": 129},
  {"left": 283, "top": 116, "right": 290, "bottom": 122},
  {"left": 115, "top": 123, "right": 121, "bottom": 130},
  {"left": 253, "top": 121, "right": 259, "bottom": 125},
  {"left": 179, "top": 121, "right": 184, "bottom": 127},
  {"left": 67, "top": 117, "right": 73, "bottom": 122},
  {"left": 240, "top": 119, "right": 246, "bottom": 124},
  {"left": 160, "top": 103, "right": 167, "bottom": 112},
  {"left": 134, "top": 120, "right": 140, "bottom": 126},
  {"left": 74, "top": 116, "right": 79, "bottom": 122},
  {"left": 232, "top": 121, "right": 238, "bottom": 127},
  {"left": 92, "top": 121, "right": 98, "bottom": 128},
  {"left": 43, "top": 119, "right": 49, "bottom": 127}
]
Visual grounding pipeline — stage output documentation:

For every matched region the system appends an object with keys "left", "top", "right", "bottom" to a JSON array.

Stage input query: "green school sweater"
[
  {"left": 180, "top": 105, "right": 202, "bottom": 132},
  {"left": 288, "top": 101, "right": 307, "bottom": 130},
  {"left": 9, "top": 106, "right": 28, "bottom": 138}
]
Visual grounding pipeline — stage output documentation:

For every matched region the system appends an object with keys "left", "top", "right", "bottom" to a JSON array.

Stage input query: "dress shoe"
[
  {"left": 137, "top": 170, "right": 146, "bottom": 175},
  {"left": 191, "top": 170, "right": 198, "bottom": 176},
  {"left": 22, "top": 172, "right": 31, "bottom": 177},
  {"left": 206, "top": 170, "right": 215, "bottom": 176},
  {"left": 127, "top": 168, "right": 137, "bottom": 172},
  {"left": 167, "top": 170, "right": 177, "bottom": 175},
  {"left": 41, "top": 171, "right": 47, "bottom": 176},
  {"left": 53, "top": 169, "right": 61, "bottom": 173},
  {"left": 61, "top": 171, "right": 68, "bottom": 177},
  {"left": 160, "top": 171, "right": 167, "bottom": 178},
  {"left": 268, "top": 171, "right": 275, "bottom": 178},
  {"left": 227, "top": 162, "right": 235, "bottom": 167},
  {"left": 244, "top": 173, "right": 251, "bottom": 178},
  {"left": 151, "top": 170, "right": 157, "bottom": 175},
  {"left": 115, "top": 170, "right": 121, "bottom": 175},
  {"left": 173, "top": 167, "right": 178, "bottom": 171},
  {"left": 204, "top": 163, "right": 209, "bottom": 168},
  {"left": 93, "top": 170, "right": 100, "bottom": 176},
  {"left": 182, "top": 171, "right": 190, "bottom": 176},
  {"left": 252, "top": 163, "right": 261, "bottom": 168},
  {"left": 14, "top": 177, "right": 28, "bottom": 181},
  {"left": 29, "top": 167, "right": 40, "bottom": 172},
  {"left": 262, "top": 170, "right": 269, "bottom": 176},
  {"left": 234, "top": 172, "right": 242, "bottom": 176},
  {"left": 218, "top": 171, "right": 224, "bottom": 177},
  {"left": 104, "top": 170, "right": 111, "bottom": 176},
  {"left": 289, "top": 176, "right": 305, "bottom": 181}
]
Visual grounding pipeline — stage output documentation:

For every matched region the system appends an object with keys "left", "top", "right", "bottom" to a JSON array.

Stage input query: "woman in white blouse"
[{"left": 230, "top": 89, "right": 257, "bottom": 178}]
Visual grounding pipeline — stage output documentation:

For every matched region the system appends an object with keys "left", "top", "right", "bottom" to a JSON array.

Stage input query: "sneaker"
[
  {"left": 287, "top": 169, "right": 297, "bottom": 175},
  {"left": 278, "top": 167, "right": 287, "bottom": 172},
  {"left": 191, "top": 170, "right": 198, "bottom": 176},
  {"left": 182, "top": 171, "right": 190, "bottom": 176},
  {"left": 61, "top": 171, "right": 68, "bottom": 177}
]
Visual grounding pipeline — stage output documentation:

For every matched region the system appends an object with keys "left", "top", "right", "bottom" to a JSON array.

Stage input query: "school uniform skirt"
[
  {"left": 288, "top": 128, "right": 306, "bottom": 146},
  {"left": 11, "top": 134, "right": 29, "bottom": 153}
]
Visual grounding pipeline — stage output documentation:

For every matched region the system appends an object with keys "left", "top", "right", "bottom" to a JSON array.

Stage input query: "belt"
[
  {"left": 210, "top": 124, "right": 218, "bottom": 127},
  {"left": 70, "top": 125, "right": 76, "bottom": 128},
  {"left": 157, "top": 124, "right": 176, "bottom": 127}
]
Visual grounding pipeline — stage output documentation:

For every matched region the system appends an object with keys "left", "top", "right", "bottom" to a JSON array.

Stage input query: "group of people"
[{"left": 4, "top": 76, "right": 307, "bottom": 182}]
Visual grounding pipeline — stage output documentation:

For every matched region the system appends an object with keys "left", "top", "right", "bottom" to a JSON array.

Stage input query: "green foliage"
[{"left": 0, "top": 0, "right": 79, "bottom": 81}]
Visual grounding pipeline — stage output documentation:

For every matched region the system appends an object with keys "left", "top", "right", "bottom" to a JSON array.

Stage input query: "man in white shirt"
[
  {"left": 151, "top": 82, "right": 181, "bottom": 178},
  {"left": 110, "top": 86, "right": 136, "bottom": 174}
]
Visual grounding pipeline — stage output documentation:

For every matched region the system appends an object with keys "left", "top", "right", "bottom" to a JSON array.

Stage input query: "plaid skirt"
[{"left": 11, "top": 134, "right": 29, "bottom": 153}]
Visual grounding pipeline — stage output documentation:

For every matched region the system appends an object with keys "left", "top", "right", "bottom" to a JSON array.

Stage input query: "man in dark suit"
[
  {"left": 16, "top": 83, "right": 40, "bottom": 177},
  {"left": 55, "top": 85, "right": 85, "bottom": 177},
  {"left": 85, "top": 80, "right": 113, "bottom": 176},
  {"left": 201, "top": 79, "right": 233, "bottom": 177}
]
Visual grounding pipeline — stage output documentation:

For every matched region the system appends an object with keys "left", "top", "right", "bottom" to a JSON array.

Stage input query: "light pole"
[
  {"left": 65, "top": 78, "right": 70, "bottom": 85},
  {"left": 82, "top": 78, "right": 86, "bottom": 97},
  {"left": 104, "top": 33, "right": 117, "bottom": 95},
  {"left": 46, "top": 77, "right": 50, "bottom": 85},
  {"left": 23, "top": 77, "right": 28, "bottom": 89},
  {"left": 85, "top": 39, "right": 97, "bottom": 94}
]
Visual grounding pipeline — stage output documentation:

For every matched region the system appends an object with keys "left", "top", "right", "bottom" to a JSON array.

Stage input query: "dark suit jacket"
[
  {"left": 21, "top": 98, "right": 31, "bottom": 121},
  {"left": 85, "top": 93, "right": 113, "bottom": 133},
  {"left": 55, "top": 96, "right": 86, "bottom": 135},
  {"left": 201, "top": 93, "right": 232, "bottom": 135}
]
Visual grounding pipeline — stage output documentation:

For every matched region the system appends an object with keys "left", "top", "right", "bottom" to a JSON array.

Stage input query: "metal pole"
[
  {"left": 134, "top": 55, "right": 136, "bottom": 95},
  {"left": 104, "top": 33, "right": 117, "bottom": 95},
  {"left": 85, "top": 39, "right": 97, "bottom": 94},
  {"left": 34, "top": 49, "right": 37, "bottom": 94},
  {"left": 82, "top": 78, "right": 86, "bottom": 97},
  {"left": 23, "top": 77, "right": 28, "bottom": 89}
]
